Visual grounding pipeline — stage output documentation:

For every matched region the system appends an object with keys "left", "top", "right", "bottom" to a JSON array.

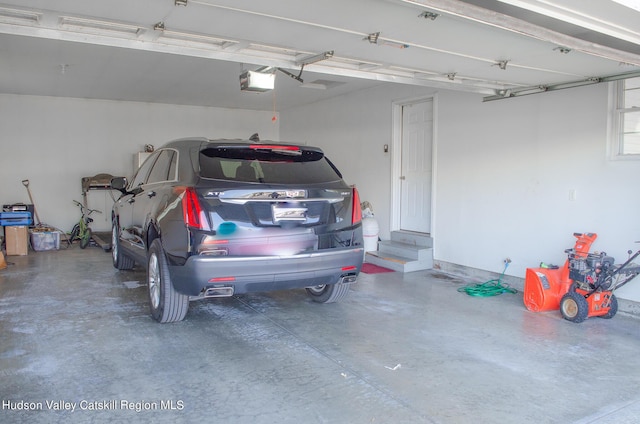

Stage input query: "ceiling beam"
[
  {"left": 0, "top": 4, "right": 497, "bottom": 94},
  {"left": 483, "top": 69, "right": 640, "bottom": 101},
  {"left": 397, "top": 0, "right": 640, "bottom": 66},
  {"left": 495, "top": 0, "right": 640, "bottom": 47}
]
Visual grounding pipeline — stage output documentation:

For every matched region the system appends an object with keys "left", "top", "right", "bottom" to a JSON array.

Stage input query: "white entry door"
[{"left": 400, "top": 100, "right": 433, "bottom": 234}]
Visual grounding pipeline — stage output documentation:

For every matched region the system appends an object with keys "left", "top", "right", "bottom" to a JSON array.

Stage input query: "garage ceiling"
[{"left": 0, "top": 0, "right": 639, "bottom": 111}]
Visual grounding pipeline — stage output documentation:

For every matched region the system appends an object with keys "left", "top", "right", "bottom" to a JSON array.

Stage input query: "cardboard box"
[
  {"left": 30, "top": 230, "right": 61, "bottom": 251},
  {"left": 6, "top": 226, "right": 28, "bottom": 256}
]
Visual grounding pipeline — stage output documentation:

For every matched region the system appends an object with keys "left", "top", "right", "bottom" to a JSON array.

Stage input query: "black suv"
[{"left": 111, "top": 137, "right": 364, "bottom": 322}]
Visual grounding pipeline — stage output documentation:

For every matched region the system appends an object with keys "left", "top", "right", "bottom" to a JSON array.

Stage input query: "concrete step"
[
  {"left": 365, "top": 249, "right": 433, "bottom": 273},
  {"left": 390, "top": 231, "right": 433, "bottom": 248},
  {"left": 377, "top": 240, "right": 431, "bottom": 261}
]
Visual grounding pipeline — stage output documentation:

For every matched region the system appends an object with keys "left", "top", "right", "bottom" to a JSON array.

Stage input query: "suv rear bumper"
[{"left": 169, "top": 247, "right": 364, "bottom": 296}]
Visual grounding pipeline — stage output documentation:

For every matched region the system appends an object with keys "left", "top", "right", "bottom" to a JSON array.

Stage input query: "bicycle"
[{"left": 69, "top": 200, "right": 101, "bottom": 249}]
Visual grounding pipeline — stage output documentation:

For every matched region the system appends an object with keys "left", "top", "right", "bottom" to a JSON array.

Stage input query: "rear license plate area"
[{"left": 272, "top": 205, "right": 307, "bottom": 222}]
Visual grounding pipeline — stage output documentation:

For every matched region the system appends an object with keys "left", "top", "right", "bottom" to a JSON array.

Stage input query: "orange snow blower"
[{"left": 524, "top": 232, "right": 640, "bottom": 323}]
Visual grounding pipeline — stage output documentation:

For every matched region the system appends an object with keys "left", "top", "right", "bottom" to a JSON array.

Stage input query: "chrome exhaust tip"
[
  {"left": 340, "top": 274, "right": 358, "bottom": 284},
  {"left": 203, "top": 286, "right": 234, "bottom": 298}
]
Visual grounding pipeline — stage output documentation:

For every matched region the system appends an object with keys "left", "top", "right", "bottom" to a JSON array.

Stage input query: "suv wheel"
[
  {"left": 306, "top": 282, "right": 351, "bottom": 303},
  {"left": 148, "top": 239, "right": 189, "bottom": 323},
  {"left": 111, "top": 220, "right": 134, "bottom": 270}
]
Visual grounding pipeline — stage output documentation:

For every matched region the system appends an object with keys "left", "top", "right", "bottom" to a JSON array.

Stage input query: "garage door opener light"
[{"left": 240, "top": 50, "right": 334, "bottom": 91}]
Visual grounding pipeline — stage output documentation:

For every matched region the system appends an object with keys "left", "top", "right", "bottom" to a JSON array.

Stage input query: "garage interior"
[{"left": 2, "top": 1, "right": 640, "bottom": 423}]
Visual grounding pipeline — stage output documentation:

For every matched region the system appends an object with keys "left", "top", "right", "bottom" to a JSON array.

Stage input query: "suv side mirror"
[{"left": 111, "top": 176, "right": 128, "bottom": 193}]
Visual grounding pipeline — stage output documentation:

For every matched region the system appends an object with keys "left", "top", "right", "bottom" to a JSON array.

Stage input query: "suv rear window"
[{"left": 199, "top": 146, "right": 342, "bottom": 184}]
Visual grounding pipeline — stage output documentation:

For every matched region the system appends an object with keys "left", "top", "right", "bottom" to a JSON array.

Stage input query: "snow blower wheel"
[
  {"left": 599, "top": 294, "right": 618, "bottom": 319},
  {"left": 560, "top": 291, "right": 589, "bottom": 323}
]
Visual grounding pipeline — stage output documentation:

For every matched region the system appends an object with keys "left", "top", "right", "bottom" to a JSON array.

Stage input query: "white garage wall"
[
  {"left": 0, "top": 94, "right": 279, "bottom": 233},
  {"left": 280, "top": 83, "right": 640, "bottom": 303},
  {"left": 3, "top": 87, "right": 639, "bottom": 303}
]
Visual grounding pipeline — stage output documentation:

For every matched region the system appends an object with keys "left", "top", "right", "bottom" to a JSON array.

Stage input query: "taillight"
[
  {"left": 182, "top": 188, "right": 210, "bottom": 230},
  {"left": 209, "top": 276, "right": 236, "bottom": 283},
  {"left": 352, "top": 187, "right": 362, "bottom": 225}
]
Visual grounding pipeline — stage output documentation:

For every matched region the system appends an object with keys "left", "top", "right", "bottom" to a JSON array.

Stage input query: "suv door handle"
[
  {"left": 147, "top": 191, "right": 156, "bottom": 198},
  {"left": 127, "top": 198, "right": 135, "bottom": 204}
]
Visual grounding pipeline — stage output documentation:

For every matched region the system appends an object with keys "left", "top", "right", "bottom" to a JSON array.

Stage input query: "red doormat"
[{"left": 361, "top": 263, "right": 395, "bottom": 274}]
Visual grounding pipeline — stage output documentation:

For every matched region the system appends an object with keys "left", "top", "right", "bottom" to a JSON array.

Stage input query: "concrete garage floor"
[{"left": 2, "top": 247, "right": 640, "bottom": 424}]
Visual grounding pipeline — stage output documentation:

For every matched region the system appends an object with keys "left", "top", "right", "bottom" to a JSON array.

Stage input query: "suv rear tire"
[
  {"left": 111, "top": 220, "right": 134, "bottom": 270},
  {"left": 306, "top": 282, "right": 351, "bottom": 303},
  {"left": 148, "top": 239, "right": 189, "bottom": 323}
]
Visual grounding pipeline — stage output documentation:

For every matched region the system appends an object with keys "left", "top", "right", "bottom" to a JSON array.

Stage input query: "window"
[
  {"left": 131, "top": 151, "right": 158, "bottom": 187},
  {"left": 198, "top": 147, "right": 342, "bottom": 184},
  {"left": 147, "top": 150, "right": 177, "bottom": 184},
  {"left": 613, "top": 76, "right": 640, "bottom": 156}
]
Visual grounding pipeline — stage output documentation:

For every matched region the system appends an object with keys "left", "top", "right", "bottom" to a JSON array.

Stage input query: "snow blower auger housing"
[{"left": 524, "top": 232, "right": 640, "bottom": 323}]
